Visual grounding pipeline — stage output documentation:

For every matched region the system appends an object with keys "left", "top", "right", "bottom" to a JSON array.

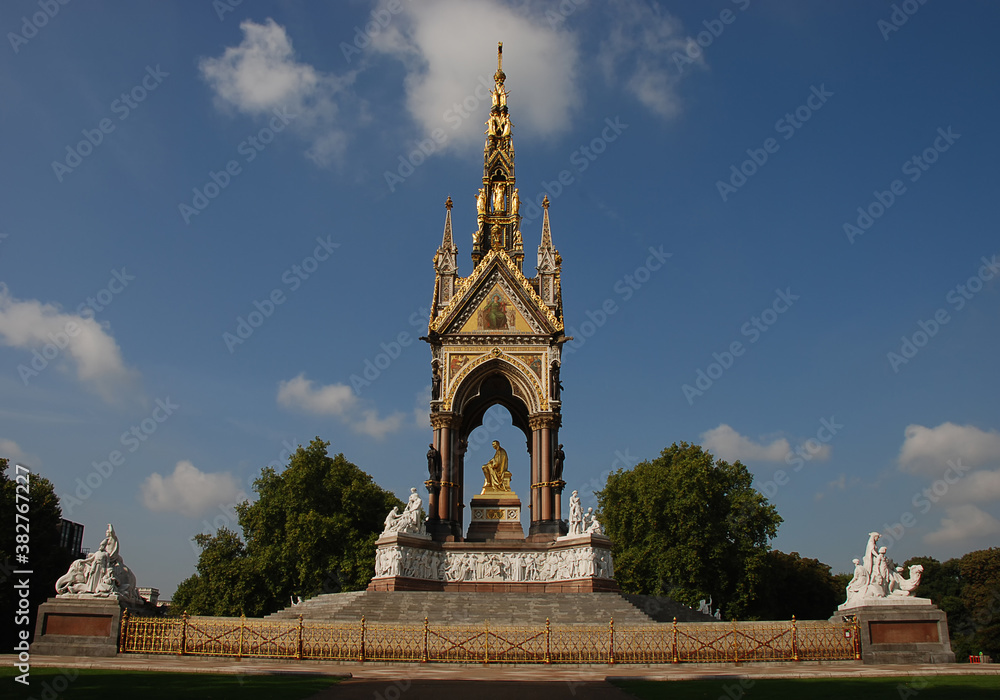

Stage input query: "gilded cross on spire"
[{"left": 494, "top": 41, "right": 505, "bottom": 86}]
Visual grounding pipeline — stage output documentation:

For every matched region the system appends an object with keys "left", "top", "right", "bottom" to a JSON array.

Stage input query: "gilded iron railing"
[{"left": 120, "top": 611, "right": 861, "bottom": 664}]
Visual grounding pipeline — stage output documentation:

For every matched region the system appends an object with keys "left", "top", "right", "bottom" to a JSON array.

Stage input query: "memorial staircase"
[{"left": 265, "top": 591, "right": 714, "bottom": 625}]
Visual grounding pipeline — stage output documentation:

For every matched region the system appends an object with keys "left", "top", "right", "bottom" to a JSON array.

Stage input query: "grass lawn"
[
  {"left": 2, "top": 667, "right": 338, "bottom": 699},
  {"left": 612, "top": 675, "right": 1000, "bottom": 699}
]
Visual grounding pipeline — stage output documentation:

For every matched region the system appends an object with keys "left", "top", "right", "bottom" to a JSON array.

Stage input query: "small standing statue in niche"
[
  {"left": 568, "top": 490, "right": 584, "bottom": 535},
  {"left": 552, "top": 443, "right": 566, "bottom": 482},
  {"left": 511, "top": 188, "right": 520, "bottom": 218},
  {"left": 476, "top": 188, "right": 486, "bottom": 222},
  {"left": 431, "top": 363, "right": 442, "bottom": 400},
  {"left": 492, "top": 182, "right": 505, "bottom": 212},
  {"left": 427, "top": 444, "right": 442, "bottom": 482},
  {"left": 550, "top": 363, "right": 563, "bottom": 401}
]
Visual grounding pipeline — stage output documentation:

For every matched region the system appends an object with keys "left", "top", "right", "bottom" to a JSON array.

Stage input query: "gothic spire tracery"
[{"left": 472, "top": 41, "right": 522, "bottom": 270}]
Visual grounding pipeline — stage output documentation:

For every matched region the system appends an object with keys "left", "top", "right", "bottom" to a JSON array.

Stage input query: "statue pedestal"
[
  {"left": 30, "top": 597, "right": 134, "bottom": 657},
  {"left": 368, "top": 533, "right": 617, "bottom": 592},
  {"left": 465, "top": 492, "right": 524, "bottom": 542},
  {"left": 834, "top": 599, "right": 956, "bottom": 664}
]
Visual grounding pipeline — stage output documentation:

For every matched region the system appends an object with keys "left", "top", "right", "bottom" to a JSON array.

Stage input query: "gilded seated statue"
[{"left": 481, "top": 440, "right": 512, "bottom": 494}]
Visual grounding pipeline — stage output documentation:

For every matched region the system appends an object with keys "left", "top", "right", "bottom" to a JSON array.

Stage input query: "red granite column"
[
  {"left": 530, "top": 419, "right": 541, "bottom": 529},
  {"left": 540, "top": 424, "right": 552, "bottom": 521}
]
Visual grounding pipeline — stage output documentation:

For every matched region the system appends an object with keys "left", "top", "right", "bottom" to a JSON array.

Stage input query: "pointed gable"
[{"left": 431, "top": 248, "right": 562, "bottom": 335}]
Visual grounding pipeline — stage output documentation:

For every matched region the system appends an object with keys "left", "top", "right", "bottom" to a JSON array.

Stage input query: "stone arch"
[
  {"left": 452, "top": 357, "right": 541, "bottom": 446},
  {"left": 425, "top": 354, "right": 561, "bottom": 541}
]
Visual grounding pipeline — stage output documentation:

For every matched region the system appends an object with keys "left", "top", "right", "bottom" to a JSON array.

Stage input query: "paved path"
[
  {"left": 307, "top": 680, "right": 635, "bottom": 700},
  {"left": 7, "top": 654, "right": 999, "bottom": 682}
]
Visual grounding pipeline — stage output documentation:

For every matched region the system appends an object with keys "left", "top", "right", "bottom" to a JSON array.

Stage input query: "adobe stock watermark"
[
  {"left": 349, "top": 306, "right": 429, "bottom": 395},
  {"left": 190, "top": 439, "right": 299, "bottom": 555},
  {"left": 682, "top": 288, "right": 799, "bottom": 405},
  {"left": 879, "top": 458, "right": 970, "bottom": 552},
  {"left": 7, "top": 0, "right": 72, "bottom": 54},
  {"left": 60, "top": 397, "right": 180, "bottom": 516},
  {"left": 212, "top": 0, "right": 244, "bottom": 22},
  {"left": 519, "top": 117, "right": 629, "bottom": 227},
  {"left": 222, "top": 235, "right": 338, "bottom": 353},
  {"left": 574, "top": 448, "right": 640, "bottom": 510},
  {"left": 878, "top": 0, "right": 930, "bottom": 41},
  {"left": 887, "top": 254, "right": 998, "bottom": 373},
  {"left": 384, "top": 75, "right": 493, "bottom": 193},
  {"left": 339, "top": 0, "right": 413, "bottom": 63},
  {"left": 716, "top": 83, "right": 833, "bottom": 202},
  {"left": 562, "top": 245, "right": 669, "bottom": 356},
  {"left": 178, "top": 106, "right": 297, "bottom": 224},
  {"left": 17, "top": 267, "right": 136, "bottom": 386},
  {"left": 672, "top": 0, "right": 751, "bottom": 75},
  {"left": 545, "top": 0, "right": 588, "bottom": 29},
  {"left": 52, "top": 65, "right": 169, "bottom": 182},
  {"left": 757, "top": 417, "right": 844, "bottom": 499},
  {"left": 843, "top": 126, "right": 960, "bottom": 244}
]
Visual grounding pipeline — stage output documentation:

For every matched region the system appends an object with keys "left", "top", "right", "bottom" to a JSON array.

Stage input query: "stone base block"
[
  {"left": 836, "top": 603, "right": 956, "bottom": 664},
  {"left": 31, "top": 598, "right": 129, "bottom": 657},
  {"left": 465, "top": 494, "right": 524, "bottom": 542},
  {"left": 368, "top": 534, "right": 617, "bottom": 592}
]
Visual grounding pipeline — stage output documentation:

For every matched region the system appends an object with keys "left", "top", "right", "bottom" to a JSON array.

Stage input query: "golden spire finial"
[
  {"left": 494, "top": 41, "right": 505, "bottom": 86},
  {"left": 445, "top": 196, "right": 453, "bottom": 210}
]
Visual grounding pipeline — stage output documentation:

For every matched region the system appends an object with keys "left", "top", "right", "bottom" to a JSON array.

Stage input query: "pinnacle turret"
[{"left": 472, "top": 42, "right": 522, "bottom": 271}]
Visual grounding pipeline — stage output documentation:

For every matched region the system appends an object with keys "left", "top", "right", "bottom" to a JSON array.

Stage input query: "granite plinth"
[
  {"left": 31, "top": 598, "right": 131, "bottom": 657},
  {"left": 834, "top": 602, "right": 955, "bottom": 664},
  {"left": 465, "top": 493, "right": 524, "bottom": 542}
]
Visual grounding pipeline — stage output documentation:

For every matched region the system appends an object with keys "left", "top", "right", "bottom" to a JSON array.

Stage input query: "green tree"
[
  {"left": 745, "top": 550, "right": 842, "bottom": 620},
  {"left": 172, "top": 439, "right": 403, "bottom": 617},
  {"left": 596, "top": 442, "right": 782, "bottom": 618},
  {"left": 908, "top": 550, "right": 1000, "bottom": 660},
  {"left": 0, "top": 457, "right": 74, "bottom": 647}
]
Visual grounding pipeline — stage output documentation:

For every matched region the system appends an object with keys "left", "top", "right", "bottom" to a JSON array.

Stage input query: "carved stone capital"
[
  {"left": 528, "top": 413, "right": 561, "bottom": 430},
  {"left": 430, "top": 412, "right": 460, "bottom": 430}
]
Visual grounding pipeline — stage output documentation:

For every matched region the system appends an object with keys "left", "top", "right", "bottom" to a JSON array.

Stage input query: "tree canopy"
[
  {"left": 908, "top": 549, "right": 1000, "bottom": 660},
  {"left": 745, "top": 550, "right": 842, "bottom": 621},
  {"left": 171, "top": 439, "right": 402, "bottom": 617},
  {"left": 0, "top": 457, "right": 74, "bottom": 646},
  {"left": 596, "top": 442, "right": 782, "bottom": 618}
]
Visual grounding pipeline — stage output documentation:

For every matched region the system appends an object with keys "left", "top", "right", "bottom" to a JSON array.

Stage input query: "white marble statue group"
[
  {"left": 841, "top": 531, "right": 925, "bottom": 608},
  {"left": 697, "top": 597, "right": 722, "bottom": 620},
  {"left": 380, "top": 488, "right": 426, "bottom": 537},
  {"left": 55, "top": 523, "right": 140, "bottom": 604},
  {"left": 374, "top": 544, "right": 615, "bottom": 582},
  {"left": 567, "top": 490, "right": 603, "bottom": 536}
]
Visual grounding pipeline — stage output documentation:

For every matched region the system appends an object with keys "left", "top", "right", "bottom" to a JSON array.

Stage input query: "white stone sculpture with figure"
[
  {"left": 380, "top": 487, "right": 427, "bottom": 536},
  {"left": 839, "top": 531, "right": 926, "bottom": 610},
  {"left": 55, "top": 523, "right": 141, "bottom": 604},
  {"left": 567, "top": 490, "right": 584, "bottom": 535}
]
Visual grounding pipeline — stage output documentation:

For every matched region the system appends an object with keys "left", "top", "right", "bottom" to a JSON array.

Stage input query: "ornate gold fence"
[{"left": 120, "top": 612, "right": 860, "bottom": 664}]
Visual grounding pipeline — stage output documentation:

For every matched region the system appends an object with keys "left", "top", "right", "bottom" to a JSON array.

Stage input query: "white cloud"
[
  {"left": 898, "top": 422, "right": 1000, "bottom": 476},
  {"left": 0, "top": 438, "right": 41, "bottom": 468},
  {"left": 140, "top": 460, "right": 244, "bottom": 517},
  {"left": 368, "top": 0, "right": 580, "bottom": 152},
  {"left": 598, "top": 0, "right": 696, "bottom": 119},
  {"left": 701, "top": 424, "right": 830, "bottom": 463},
  {"left": 943, "top": 469, "right": 1000, "bottom": 504},
  {"left": 0, "top": 284, "right": 140, "bottom": 403},
  {"left": 199, "top": 18, "right": 354, "bottom": 166},
  {"left": 277, "top": 373, "right": 405, "bottom": 439},
  {"left": 925, "top": 504, "right": 1000, "bottom": 545}
]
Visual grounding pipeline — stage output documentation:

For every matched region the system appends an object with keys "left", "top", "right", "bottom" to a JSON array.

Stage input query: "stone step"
[{"left": 266, "top": 591, "right": 678, "bottom": 625}]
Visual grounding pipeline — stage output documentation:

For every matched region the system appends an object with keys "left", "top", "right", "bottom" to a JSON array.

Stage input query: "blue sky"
[{"left": 2, "top": 0, "right": 999, "bottom": 601}]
